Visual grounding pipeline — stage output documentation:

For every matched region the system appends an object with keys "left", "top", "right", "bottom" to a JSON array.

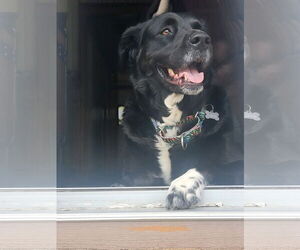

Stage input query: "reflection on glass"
[
  {"left": 0, "top": 0, "right": 56, "bottom": 187},
  {"left": 245, "top": 0, "right": 300, "bottom": 185}
]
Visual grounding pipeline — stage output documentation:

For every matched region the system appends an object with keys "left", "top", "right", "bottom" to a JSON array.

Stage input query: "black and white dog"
[{"left": 118, "top": 12, "right": 231, "bottom": 209}]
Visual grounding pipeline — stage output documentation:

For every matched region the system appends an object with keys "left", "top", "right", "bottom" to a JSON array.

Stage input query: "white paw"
[{"left": 166, "top": 169, "right": 205, "bottom": 210}]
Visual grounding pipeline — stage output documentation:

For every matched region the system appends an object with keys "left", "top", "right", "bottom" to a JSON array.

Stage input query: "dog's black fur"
[{"left": 118, "top": 13, "right": 236, "bottom": 205}]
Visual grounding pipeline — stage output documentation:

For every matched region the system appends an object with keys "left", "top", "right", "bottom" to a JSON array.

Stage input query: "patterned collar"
[{"left": 151, "top": 111, "right": 207, "bottom": 149}]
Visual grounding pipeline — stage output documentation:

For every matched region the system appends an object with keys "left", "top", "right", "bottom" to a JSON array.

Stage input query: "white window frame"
[{"left": 1, "top": 186, "right": 300, "bottom": 221}]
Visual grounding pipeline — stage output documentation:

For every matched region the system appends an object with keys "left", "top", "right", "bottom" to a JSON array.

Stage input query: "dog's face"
[{"left": 119, "top": 12, "right": 213, "bottom": 95}]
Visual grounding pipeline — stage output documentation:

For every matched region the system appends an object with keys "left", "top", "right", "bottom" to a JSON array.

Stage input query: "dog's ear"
[{"left": 119, "top": 24, "right": 142, "bottom": 69}]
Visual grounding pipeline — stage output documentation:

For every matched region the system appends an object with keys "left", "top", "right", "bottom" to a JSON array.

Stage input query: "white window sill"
[{"left": 0, "top": 186, "right": 300, "bottom": 221}]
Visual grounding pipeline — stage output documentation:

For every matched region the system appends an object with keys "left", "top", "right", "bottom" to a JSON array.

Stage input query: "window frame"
[{"left": 1, "top": 186, "right": 300, "bottom": 221}]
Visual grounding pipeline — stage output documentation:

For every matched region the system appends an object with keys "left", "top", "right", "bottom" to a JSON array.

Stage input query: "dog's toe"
[
  {"left": 166, "top": 188, "right": 200, "bottom": 209},
  {"left": 165, "top": 169, "right": 205, "bottom": 210}
]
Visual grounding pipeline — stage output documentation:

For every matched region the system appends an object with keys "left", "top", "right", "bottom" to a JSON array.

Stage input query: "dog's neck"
[{"left": 134, "top": 80, "right": 206, "bottom": 124}]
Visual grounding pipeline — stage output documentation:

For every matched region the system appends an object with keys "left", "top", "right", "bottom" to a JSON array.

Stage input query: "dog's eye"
[{"left": 161, "top": 28, "right": 171, "bottom": 36}]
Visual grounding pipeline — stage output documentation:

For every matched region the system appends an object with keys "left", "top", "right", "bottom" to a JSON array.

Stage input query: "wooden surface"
[
  {"left": 1, "top": 220, "right": 300, "bottom": 249},
  {"left": 57, "top": 220, "right": 244, "bottom": 249}
]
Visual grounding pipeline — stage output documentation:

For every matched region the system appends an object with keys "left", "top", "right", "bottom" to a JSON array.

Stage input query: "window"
[
  {"left": 57, "top": 0, "right": 244, "bottom": 187},
  {"left": 0, "top": 1, "right": 57, "bottom": 248},
  {"left": 0, "top": 0, "right": 299, "bottom": 245}
]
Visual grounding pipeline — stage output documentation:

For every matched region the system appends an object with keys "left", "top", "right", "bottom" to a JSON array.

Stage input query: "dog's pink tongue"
[{"left": 178, "top": 69, "right": 204, "bottom": 84}]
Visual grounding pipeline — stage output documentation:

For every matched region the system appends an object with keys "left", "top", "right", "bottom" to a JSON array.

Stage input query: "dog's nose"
[{"left": 189, "top": 32, "right": 211, "bottom": 47}]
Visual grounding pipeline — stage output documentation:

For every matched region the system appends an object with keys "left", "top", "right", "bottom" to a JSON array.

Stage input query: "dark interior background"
[{"left": 57, "top": 0, "right": 244, "bottom": 187}]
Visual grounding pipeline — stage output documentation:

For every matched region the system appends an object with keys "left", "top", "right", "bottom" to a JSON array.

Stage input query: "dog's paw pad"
[{"left": 165, "top": 169, "right": 205, "bottom": 210}]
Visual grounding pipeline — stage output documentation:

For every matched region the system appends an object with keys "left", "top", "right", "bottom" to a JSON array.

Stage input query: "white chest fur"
[
  {"left": 155, "top": 93, "right": 183, "bottom": 184},
  {"left": 162, "top": 93, "right": 184, "bottom": 126}
]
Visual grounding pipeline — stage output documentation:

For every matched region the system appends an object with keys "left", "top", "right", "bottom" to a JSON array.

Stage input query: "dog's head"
[{"left": 119, "top": 12, "right": 213, "bottom": 95}]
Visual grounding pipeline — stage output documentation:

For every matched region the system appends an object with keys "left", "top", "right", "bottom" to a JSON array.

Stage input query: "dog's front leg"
[{"left": 166, "top": 168, "right": 205, "bottom": 210}]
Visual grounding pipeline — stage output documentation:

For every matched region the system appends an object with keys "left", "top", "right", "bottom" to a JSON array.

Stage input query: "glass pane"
[
  {"left": 57, "top": 0, "right": 244, "bottom": 187},
  {"left": 245, "top": 0, "right": 300, "bottom": 185},
  {"left": 0, "top": 0, "right": 56, "bottom": 188}
]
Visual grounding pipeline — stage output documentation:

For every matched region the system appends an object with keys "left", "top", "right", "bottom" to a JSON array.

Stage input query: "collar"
[{"left": 151, "top": 111, "right": 206, "bottom": 150}]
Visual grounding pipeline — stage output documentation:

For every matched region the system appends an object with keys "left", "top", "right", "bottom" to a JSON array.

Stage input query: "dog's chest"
[
  {"left": 159, "top": 93, "right": 184, "bottom": 136},
  {"left": 155, "top": 93, "right": 184, "bottom": 184}
]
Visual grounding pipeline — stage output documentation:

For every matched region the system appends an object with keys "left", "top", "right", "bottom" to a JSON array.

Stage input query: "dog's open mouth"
[{"left": 157, "top": 64, "right": 204, "bottom": 86}]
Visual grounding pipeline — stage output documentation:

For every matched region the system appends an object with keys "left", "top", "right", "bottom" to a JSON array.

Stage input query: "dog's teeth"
[
  {"left": 168, "top": 68, "right": 175, "bottom": 77},
  {"left": 184, "top": 74, "right": 187, "bottom": 82}
]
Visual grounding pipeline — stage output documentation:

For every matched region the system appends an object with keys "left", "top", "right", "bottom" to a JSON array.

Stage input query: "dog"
[{"left": 118, "top": 12, "right": 234, "bottom": 209}]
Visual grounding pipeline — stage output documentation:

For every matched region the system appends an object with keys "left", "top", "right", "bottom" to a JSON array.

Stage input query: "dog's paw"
[{"left": 166, "top": 168, "right": 205, "bottom": 210}]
